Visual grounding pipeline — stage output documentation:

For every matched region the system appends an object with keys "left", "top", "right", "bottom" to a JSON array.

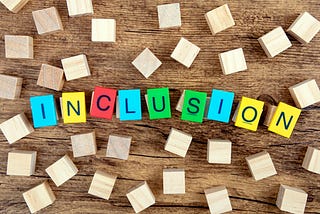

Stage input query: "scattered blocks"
[
  {"left": 289, "top": 79, "right": 320, "bottom": 108},
  {"left": 66, "top": 0, "right": 93, "bottom": 17},
  {"left": 263, "top": 103, "right": 277, "bottom": 126},
  {"left": 157, "top": 3, "right": 181, "bottom": 29},
  {"left": 132, "top": 48, "right": 162, "bottom": 79},
  {"left": 0, "top": 74, "right": 22, "bottom": 99},
  {"left": 88, "top": 169, "right": 117, "bottom": 200},
  {"left": 175, "top": 90, "right": 186, "bottom": 112},
  {"left": 219, "top": 48, "right": 247, "bottom": 75},
  {"left": 0, "top": 0, "right": 29, "bottom": 13},
  {"left": 205, "top": 4, "right": 235, "bottom": 35},
  {"left": 171, "top": 37, "right": 200, "bottom": 68},
  {"left": 126, "top": 181, "right": 155, "bottom": 213},
  {"left": 92, "top": 19, "right": 116, "bottom": 42},
  {"left": 207, "top": 89, "right": 234, "bottom": 123},
  {"left": 32, "top": 7, "right": 63, "bottom": 35},
  {"left": 106, "top": 134, "right": 132, "bottom": 160},
  {"left": 71, "top": 131, "right": 97, "bottom": 158},
  {"left": 165, "top": 128, "right": 192, "bottom": 157},
  {"left": 146, "top": 87, "right": 171, "bottom": 119},
  {"left": 37, "top": 64, "right": 65, "bottom": 91},
  {"left": 204, "top": 186, "right": 232, "bottom": 214},
  {"left": 181, "top": 90, "right": 207, "bottom": 123},
  {"left": 61, "top": 54, "right": 91, "bottom": 81},
  {"left": 90, "top": 86, "right": 117, "bottom": 120},
  {"left": 207, "top": 139, "right": 232, "bottom": 164},
  {"left": 302, "top": 146, "right": 320, "bottom": 174},
  {"left": 246, "top": 151, "right": 277, "bottom": 181},
  {"left": 163, "top": 168, "right": 185, "bottom": 194},
  {"left": 61, "top": 92, "right": 86, "bottom": 124},
  {"left": 5, "top": 35, "right": 33, "bottom": 59},
  {"left": 7, "top": 150, "right": 37, "bottom": 176},
  {"left": 258, "top": 26, "right": 292, "bottom": 58},
  {"left": 118, "top": 89, "right": 142, "bottom": 121}
]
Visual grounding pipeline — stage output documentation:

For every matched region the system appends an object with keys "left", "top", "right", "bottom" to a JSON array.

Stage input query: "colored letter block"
[
  {"left": 289, "top": 79, "right": 320, "bottom": 108},
  {"left": 302, "top": 146, "right": 320, "bottom": 174},
  {"left": 7, "top": 150, "right": 37, "bottom": 176},
  {"left": 205, "top": 4, "right": 235, "bottom": 35},
  {"left": 88, "top": 169, "right": 117, "bottom": 200},
  {"left": 0, "top": 74, "right": 22, "bottom": 99},
  {"left": 147, "top": 88, "right": 171, "bottom": 120},
  {"left": 62, "top": 92, "right": 86, "bottom": 124},
  {"left": 118, "top": 89, "right": 142, "bottom": 121},
  {"left": 127, "top": 181, "right": 155, "bottom": 213},
  {"left": 32, "top": 7, "right": 63, "bottom": 35},
  {"left": 207, "top": 89, "right": 234, "bottom": 123},
  {"left": 181, "top": 90, "right": 207, "bottom": 123},
  {"left": 5, "top": 35, "right": 33, "bottom": 59},
  {"left": 66, "top": 0, "right": 93, "bottom": 17},
  {"left": 204, "top": 186, "right": 232, "bottom": 214},
  {"left": 171, "top": 37, "right": 200, "bottom": 68},
  {"left": 90, "top": 86, "right": 117, "bottom": 120},
  {"left": 163, "top": 168, "right": 185, "bottom": 194},
  {"left": 246, "top": 151, "right": 277, "bottom": 181},
  {"left": 0, "top": 0, "right": 29, "bottom": 13},
  {"left": 276, "top": 185, "right": 308, "bottom": 214},
  {"left": 157, "top": 3, "right": 181, "bottom": 29}
]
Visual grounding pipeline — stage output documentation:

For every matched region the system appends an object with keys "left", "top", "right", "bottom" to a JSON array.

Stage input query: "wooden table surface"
[{"left": 1, "top": 0, "right": 320, "bottom": 213}]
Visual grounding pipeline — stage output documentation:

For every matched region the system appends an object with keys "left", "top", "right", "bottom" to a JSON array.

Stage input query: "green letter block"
[
  {"left": 147, "top": 87, "right": 171, "bottom": 120},
  {"left": 181, "top": 90, "right": 207, "bottom": 123}
]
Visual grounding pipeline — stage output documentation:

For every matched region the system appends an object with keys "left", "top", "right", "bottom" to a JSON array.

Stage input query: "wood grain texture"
[{"left": 0, "top": 0, "right": 320, "bottom": 213}]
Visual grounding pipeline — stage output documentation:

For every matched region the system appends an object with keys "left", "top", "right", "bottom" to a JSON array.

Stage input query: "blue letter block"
[{"left": 119, "top": 89, "right": 142, "bottom": 121}]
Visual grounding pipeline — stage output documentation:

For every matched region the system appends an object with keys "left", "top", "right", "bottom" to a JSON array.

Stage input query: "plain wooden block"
[
  {"left": 106, "top": 134, "right": 132, "bottom": 160},
  {"left": 175, "top": 90, "right": 186, "bottom": 112},
  {"left": 204, "top": 186, "right": 232, "bottom": 214},
  {"left": 0, "top": 74, "right": 22, "bottom": 99},
  {"left": 66, "top": 0, "right": 93, "bottom": 17},
  {"left": 0, "top": 0, "right": 29, "bottom": 13},
  {"left": 171, "top": 37, "right": 200, "bottom": 68},
  {"left": 157, "top": 3, "right": 181, "bottom": 29},
  {"left": 246, "top": 151, "right": 277, "bottom": 181},
  {"left": 45, "top": 155, "right": 78, "bottom": 187},
  {"left": 0, "top": 113, "right": 34, "bottom": 144},
  {"left": 163, "top": 168, "right": 185, "bottom": 194},
  {"left": 92, "top": 19, "right": 116, "bottom": 42},
  {"left": 7, "top": 150, "right": 36, "bottom": 176},
  {"left": 71, "top": 131, "right": 97, "bottom": 158},
  {"left": 302, "top": 146, "right": 320, "bottom": 174},
  {"left": 23, "top": 181, "right": 56, "bottom": 213},
  {"left": 207, "top": 139, "right": 232, "bottom": 164},
  {"left": 258, "top": 26, "right": 292, "bottom": 58},
  {"left": 276, "top": 184, "right": 308, "bottom": 214},
  {"left": 32, "top": 7, "right": 63, "bottom": 35},
  {"left": 5, "top": 35, "right": 33, "bottom": 59},
  {"left": 289, "top": 79, "right": 320, "bottom": 108},
  {"left": 288, "top": 12, "right": 320, "bottom": 44},
  {"left": 116, "top": 96, "right": 120, "bottom": 118},
  {"left": 263, "top": 103, "right": 277, "bottom": 126},
  {"left": 219, "top": 48, "right": 247, "bottom": 75},
  {"left": 61, "top": 54, "right": 91, "bottom": 81},
  {"left": 205, "top": 4, "right": 235, "bottom": 35},
  {"left": 126, "top": 181, "right": 156, "bottom": 213},
  {"left": 132, "top": 48, "right": 162, "bottom": 78},
  {"left": 88, "top": 169, "right": 117, "bottom": 200},
  {"left": 165, "top": 128, "right": 192, "bottom": 157},
  {"left": 37, "top": 64, "right": 65, "bottom": 91}
]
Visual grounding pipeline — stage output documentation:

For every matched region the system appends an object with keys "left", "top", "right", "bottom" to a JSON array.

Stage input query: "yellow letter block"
[
  {"left": 268, "top": 102, "right": 301, "bottom": 138},
  {"left": 62, "top": 92, "right": 86, "bottom": 123}
]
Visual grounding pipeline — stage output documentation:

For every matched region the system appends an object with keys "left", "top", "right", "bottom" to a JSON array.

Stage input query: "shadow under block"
[
  {"left": 204, "top": 186, "right": 232, "bottom": 214},
  {"left": 132, "top": 48, "right": 162, "bottom": 78},
  {"left": 171, "top": 37, "right": 200, "bottom": 68},
  {"left": 66, "top": 0, "right": 93, "bottom": 17},
  {"left": 126, "top": 181, "right": 156, "bottom": 213},
  {"left": 263, "top": 103, "right": 277, "bottom": 126},
  {"left": 88, "top": 170, "right": 117, "bottom": 200},
  {"left": 32, "top": 7, "right": 63, "bottom": 35},
  {"left": 218, "top": 48, "right": 247, "bottom": 75},
  {"left": 205, "top": 4, "right": 235, "bottom": 35},
  {"left": 7, "top": 150, "right": 37, "bottom": 176},
  {"left": 0, "top": 0, "right": 29, "bottom": 13},
  {"left": 92, "top": 19, "right": 116, "bottom": 42},
  {"left": 157, "top": 3, "right": 181, "bottom": 29},
  {"left": 61, "top": 92, "right": 86, "bottom": 124},
  {"left": 207, "top": 139, "right": 232, "bottom": 164},
  {"left": 245, "top": 151, "right": 277, "bottom": 181},
  {"left": 289, "top": 79, "right": 320, "bottom": 108},
  {"left": 61, "top": 54, "right": 91, "bottom": 81},
  {"left": 165, "top": 128, "right": 192, "bottom": 157},
  {"left": 90, "top": 86, "right": 117, "bottom": 120},
  {"left": 0, "top": 113, "right": 34, "bottom": 144},
  {"left": 207, "top": 89, "right": 234, "bottom": 123},
  {"left": 23, "top": 181, "right": 56, "bottom": 213},
  {"left": 5, "top": 35, "right": 33, "bottom": 59},
  {"left": 45, "top": 155, "right": 78, "bottom": 187},
  {"left": 106, "top": 134, "right": 132, "bottom": 160},
  {"left": 0, "top": 74, "right": 22, "bottom": 99},
  {"left": 147, "top": 87, "right": 171, "bottom": 119},
  {"left": 118, "top": 89, "right": 142, "bottom": 121},
  {"left": 302, "top": 146, "right": 320, "bottom": 174},
  {"left": 181, "top": 90, "right": 207, "bottom": 123},
  {"left": 287, "top": 12, "right": 320, "bottom": 44},
  {"left": 37, "top": 64, "right": 65, "bottom": 91},
  {"left": 163, "top": 168, "right": 185, "bottom": 194},
  {"left": 276, "top": 184, "right": 308, "bottom": 214},
  {"left": 71, "top": 131, "right": 97, "bottom": 158}
]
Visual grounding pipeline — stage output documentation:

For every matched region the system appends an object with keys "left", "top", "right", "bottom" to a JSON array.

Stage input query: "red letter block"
[{"left": 90, "top": 86, "right": 117, "bottom": 120}]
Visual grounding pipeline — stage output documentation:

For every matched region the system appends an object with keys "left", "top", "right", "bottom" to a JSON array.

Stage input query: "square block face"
[
  {"left": 268, "top": 102, "right": 301, "bottom": 138},
  {"left": 163, "top": 168, "right": 185, "bottom": 194},
  {"left": 90, "top": 87, "right": 117, "bottom": 120},
  {"left": 288, "top": 12, "right": 320, "bottom": 44},
  {"left": 62, "top": 92, "right": 87, "bottom": 124},
  {"left": 23, "top": 182, "right": 56, "bottom": 213},
  {"left": 0, "top": 74, "right": 22, "bottom": 99},
  {"left": 171, "top": 37, "right": 200, "bottom": 68},
  {"left": 258, "top": 27, "right": 292, "bottom": 58},
  {"left": 276, "top": 185, "right": 308, "bottom": 214},
  {"left": 7, "top": 151, "right": 37, "bottom": 176},
  {"left": 30, "top": 95, "right": 58, "bottom": 128},
  {"left": 61, "top": 54, "right": 91, "bottom": 81},
  {"left": 157, "top": 3, "right": 181, "bottom": 29},
  {"left": 302, "top": 146, "right": 320, "bottom": 174},
  {"left": 66, "top": 0, "right": 93, "bottom": 17},
  {"left": 207, "top": 89, "right": 234, "bottom": 123},
  {"left": 246, "top": 151, "right": 277, "bottom": 181},
  {"left": 289, "top": 79, "right": 320, "bottom": 108},
  {"left": 132, "top": 48, "right": 162, "bottom": 79},
  {"left": 205, "top": 4, "right": 235, "bottom": 35},
  {"left": 0, "top": 0, "right": 29, "bottom": 13},
  {"left": 207, "top": 139, "right": 232, "bottom": 164},
  {"left": 45, "top": 155, "right": 78, "bottom": 187},
  {"left": 71, "top": 132, "right": 97, "bottom": 157},
  {"left": 5, "top": 35, "right": 33, "bottom": 59},
  {"left": 165, "top": 128, "right": 192, "bottom": 157},
  {"left": 219, "top": 48, "right": 247, "bottom": 75},
  {"left": 106, "top": 135, "right": 132, "bottom": 160},
  {"left": 92, "top": 19, "right": 116, "bottom": 42},
  {"left": 32, "top": 7, "right": 63, "bottom": 35},
  {"left": 118, "top": 89, "right": 142, "bottom": 121},
  {"left": 181, "top": 90, "right": 207, "bottom": 123},
  {"left": 205, "top": 186, "right": 232, "bottom": 214},
  {"left": 37, "top": 64, "right": 65, "bottom": 91},
  {"left": 88, "top": 170, "right": 117, "bottom": 200},
  {"left": 147, "top": 87, "right": 171, "bottom": 119},
  {"left": 127, "top": 181, "right": 155, "bottom": 213},
  {"left": 175, "top": 90, "right": 186, "bottom": 112}
]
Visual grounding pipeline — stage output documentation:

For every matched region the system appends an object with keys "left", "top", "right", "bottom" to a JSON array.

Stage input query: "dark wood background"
[{"left": 0, "top": 0, "right": 320, "bottom": 213}]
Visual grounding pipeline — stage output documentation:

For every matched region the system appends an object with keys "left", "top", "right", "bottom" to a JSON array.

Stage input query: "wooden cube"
[
  {"left": 92, "top": 19, "right": 116, "bottom": 42},
  {"left": 163, "top": 168, "right": 185, "bottom": 194},
  {"left": 246, "top": 151, "right": 277, "bottom": 181},
  {"left": 37, "top": 64, "right": 65, "bottom": 91},
  {"left": 205, "top": 4, "right": 235, "bottom": 35},
  {"left": 288, "top": 12, "right": 320, "bottom": 44},
  {"left": 45, "top": 155, "right": 78, "bottom": 187},
  {"left": 165, "top": 128, "right": 192, "bottom": 157},
  {"left": 106, "top": 134, "right": 132, "bottom": 160},
  {"left": 132, "top": 48, "right": 162, "bottom": 78},
  {"left": 71, "top": 131, "right": 97, "bottom": 158},
  {"left": 0, "top": 0, "right": 29, "bottom": 13},
  {"left": 5, "top": 35, "right": 33, "bottom": 59},
  {"left": 175, "top": 90, "right": 186, "bottom": 112},
  {"left": 88, "top": 169, "right": 117, "bottom": 200},
  {"left": 171, "top": 37, "right": 200, "bottom": 68},
  {"left": 0, "top": 113, "right": 34, "bottom": 144},
  {"left": 66, "top": 0, "right": 93, "bottom": 17},
  {"left": 126, "top": 181, "right": 155, "bottom": 213},
  {"left": 207, "top": 139, "right": 232, "bottom": 164},
  {"left": 204, "top": 186, "right": 232, "bottom": 214},
  {"left": 219, "top": 48, "right": 247, "bottom": 75},
  {"left": 289, "top": 79, "right": 320, "bottom": 108},
  {"left": 258, "top": 27, "right": 292, "bottom": 58},
  {"left": 7, "top": 150, "right": 36, "bottom": 176},
  {"left": 32, "top": 7, "right": 63, "bottom": 35},
  {"left": 157, "top": 3, "right": 181, "bottom": 29},
  {"left": 23, "top": 181, "right": 56, "bottom": 213},
  {"left": 61, "top": 54, "right": 91, "bottom": 81},
  {"left": 302, "top": 146, "right": 320, "bottom": 174},
  {"left": 276, "top": 184, "right": 308, "bottom": 214},
  {"left": 263, "top": 103, "right": 277, "bottom": 126},
  {"left": 0, "top": 74, "right": 22, "bottom": 99},
  {"left": 116, "top": 96, "right": 120, "bottom": 118}
]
